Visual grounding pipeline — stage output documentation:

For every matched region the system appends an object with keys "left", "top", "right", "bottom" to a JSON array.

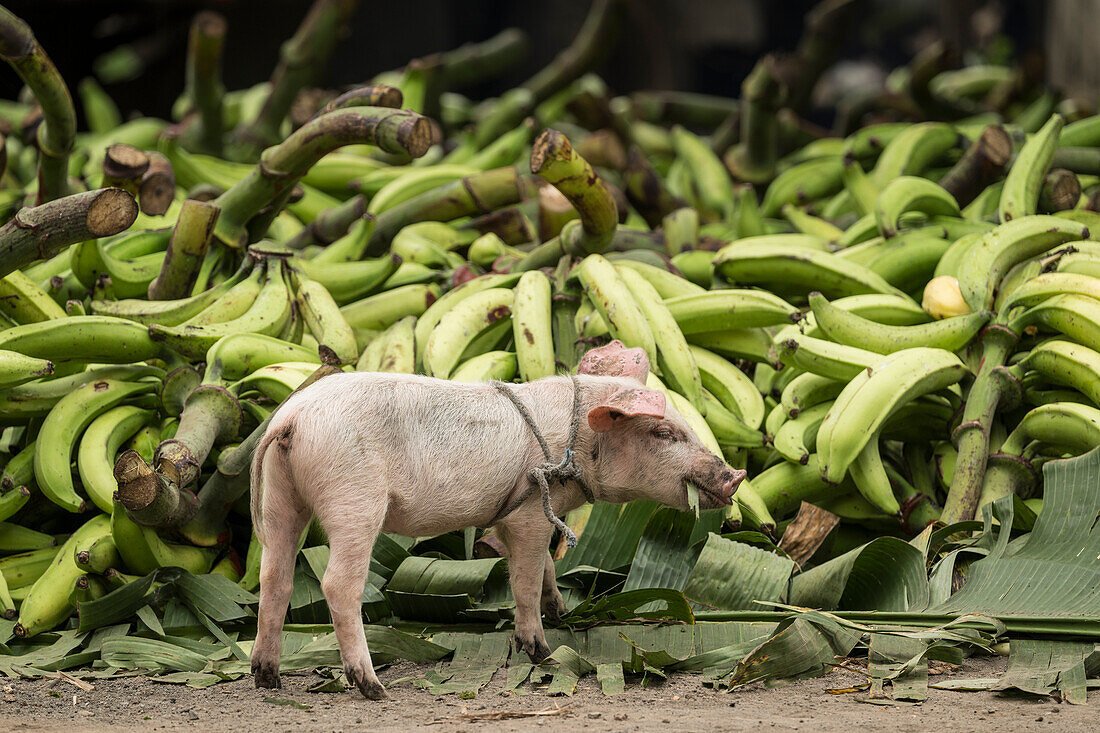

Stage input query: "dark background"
[{"left": 0, "top": 0, "right": 1050, "bottom": 125}]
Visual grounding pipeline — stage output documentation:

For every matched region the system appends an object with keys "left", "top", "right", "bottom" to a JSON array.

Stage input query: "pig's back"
[{"left": 278, "top": 373, "right": 533, "bottom": 531}]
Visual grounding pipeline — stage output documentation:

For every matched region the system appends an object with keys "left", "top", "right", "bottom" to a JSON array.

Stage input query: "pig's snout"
[
  {"left": 719, "top": 468, "right": 747, "bottom": 501},
  {"left": 693, "top": 460, "right": 746, "bottom": 508}
]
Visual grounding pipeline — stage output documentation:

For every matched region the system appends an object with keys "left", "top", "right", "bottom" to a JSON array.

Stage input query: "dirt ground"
[{"left": 0, "top": 654, "right": 1092, "bottom": 732}]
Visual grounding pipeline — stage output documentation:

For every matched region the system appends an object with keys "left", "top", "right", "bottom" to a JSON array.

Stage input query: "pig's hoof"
[
  {"left": 515, "top": 634, "right": 552, "bottom": 663},
  {"left": 542, "top": 596, "right": 567, "bottom": 625},
  {"left": 252, "top": 662, "right": 281, "bottom": 690},
  {"left": 347, "top": 668, "right": 388, "bottom": 700}
]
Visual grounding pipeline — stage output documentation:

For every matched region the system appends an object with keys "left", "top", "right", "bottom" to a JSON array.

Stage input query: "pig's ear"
[
  {"left": 577, "top": 340, "right": 650, "bottom": 383},
  {"left": 588, "top": 388, "right": 666, "bottom": 432}
]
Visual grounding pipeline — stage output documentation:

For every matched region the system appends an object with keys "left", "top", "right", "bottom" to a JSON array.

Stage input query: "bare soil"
[{"left": 0, "top": 654, "right": 1092, "bottom": 732}]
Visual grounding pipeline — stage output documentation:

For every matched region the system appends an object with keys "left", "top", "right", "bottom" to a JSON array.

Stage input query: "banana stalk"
[
  {"left": 0, "top": 188, "right": 138, "bottom": 278},
  {"left": 115, "top": 385, "right": 242, "bottom": 528},
  {"left": 724, "top": 55, "right": 783, "bottom": 184},
  {"left": 365, "top": 167, "right": 529, "bottom": 257},
  {"left": 0, "top": 5, "right": 75, "bottom": 203},
  {"left": 472, "top": 0, "right": 623, "bottom": 147},
  {"left": 937, "top": 125, "right": 1012, "bottom": 208},
  {"left": 180, "top": 11, "right": 227, "bottom": 155},
  {"left": 227, "top": 0, "right": 359, "bottom": 160},
  {"left": 285, "top": 194, "right": 366, "bottom": 250},
  {"left": 147, "top": 199, "right": 220, "bottom": 300},
  {"left": 530, "top": 129, "right": 618, "bottom": 254},
  {"left": 181, "top": 364, "right": 343, "bottom": 545},
  {"left": 622, "top": 147, "right": 686, "bottom": 228},
  {"left": 941, "top": 325, "right": 1021, "bottom": 524},
  {"left": 213, "top": 106, "right": 432, "bottom": 247}
]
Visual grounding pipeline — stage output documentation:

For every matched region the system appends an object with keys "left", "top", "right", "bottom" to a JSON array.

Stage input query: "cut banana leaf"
[
  {"left": 789, "top": 537, "right": 929, "bottom": 612},
  {"left": 930, "top": 447, "right": 1100, "bottom": 621},
  {"left": 683, "top": 534, "right": 794, "bottom": 611},
  {"left": 555, "top": 500, "right": 661, "bottom": 574}
]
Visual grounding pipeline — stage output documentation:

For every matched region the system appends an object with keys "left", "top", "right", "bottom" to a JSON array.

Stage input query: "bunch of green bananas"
[{"left": 3, "top": 0, "right": 1100, "bottom": 639}]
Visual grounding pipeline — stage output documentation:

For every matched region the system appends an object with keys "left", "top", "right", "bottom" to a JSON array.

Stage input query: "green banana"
[
  {"left": 689, "top": 345, "right": 764, "bottom": 429},
  {"left": 669, "top": 250, "right": 715, "bottom": 289},
  {"left": 231, "top": 363, "right": 317, "bottom": 403},
  {"left": 0, "top": 350, "right": 54, "bottom": 390},
  {"left": 999, "top": 273, "right": 1100, "bottom": 311},
  {"left": 341, "top": 283, "right": 441, "bottom": 332},
  {"left": 871, "top": 122, "right": 960, "bottom": 187},
  {"left": 781, "top": 203, "right": 843, "bottom": 241},
  {"left": 15, "top": 513, "right": 111, "bottom": 638},
  {"left": 774, "top": 331, "right": 881, "bottom": 381},
  {"left": 828, "top": 294, "right": 931, "bottom": 325},
  {"left": 999, "top": 114, "right": 1063, "bottom": 222},
  {"left": 955, "top": 216, "right": 1089, "bottom": 310},
  {"left": 0, "top": 522, "right": 56, "bottom": 552},
  {"left": 664, "top": 290, "right": 800, "bottom": 333},
  {"left": 874, "top": 176, "right": 960, "bottom": 237},
  {"left": 0, "top": 364, "right": 163, "bottom": 421},
  {"left": 817, "top": 347, "right": 968, "bottom": 483},
  {"left": 0, "top": 271, "right": 68, "bottom": 323},
  {"left": 701, "top": 392, "right": 766, "bottom": 449},
  {"left": 511, "top": 271, "right": 556, "bottom": 382},
  {"left": 451, "top": 350, "right": 518, "bottom": 383},
  {"left": 74, "top": 532, "right": 120, "bottom": 574},
  {"left": 149, "top": 260, "right": 293, "bottom": 359},
  {"left": 357, "top": 316, "right": 416, "bottom": 373},
  {"left": 178, "top": 260, "right": 266, "bottom": 327},
  {"left": 110, "top": 508, "right": 158, "bottom": 576},
  {"left": 612, "top": 260, "right": 707, "bottom": 299},
  {"left": 1020, "top": 339, "right": 1100, "bottom": 407},
  {"left": 750, "top": 454, "right": 850, "bottom": 520},
  {"left": 0, "top": 316, "right": 161, "bottom": 364},
  {"left": 0, "top": 546, "right": 58, "bottom": 590},
  {"left": 759, "top": 157, "right": 845, "bottom": 217},
  {"left": 296, "top": 253, "right": 402, "bottom": 305},
  {"left": 412, "top": 273, "right": 520, "bottom": 367},
  {"left": 36, "top": 379, "right": 156, "bottom": 513},
  {"left": 773, "top": 401, "right": 831, "bottom": 465},
  {"left": 577, "top": 254, "right": 657, "bottom": 365},
  {"left": 619, "top": 267, "right": 704, "bottom": 413},
  {"left": 77, "top": 405, "right": 155, "bottom": 513},
  {"left": 999, "top": 402, "right": 1100, "bottom": 456},
  {"left": 89, "top": 259, "right": 251, "bottom": 326},
  {"left": 683, "top": 329, "right": 775, "bottom": 365},
  {"left": 424, "top": 288, "right": 514, "bottom": 378},
  {"left": 809, "top": 292, "right": 990, "bottom": 354},
  {"left": 203, "top": 333, "right": 319, "bottom": 384},
  {"left": 780, "top": 372, "right": 845, "bottom": 418},
  {"left": 0, "top": 486, "right": 30, "bottom": 522},
  {"left": 847, "top": 438, "right": 900, "bottom": 515},
  {"left": 295, "top": 274, "right": 358, "bottom": 365},
  {"left": 842, "top": 156, "right": 879, "bottom": 216},
  {"left": 713, "top": 239, "right": 910, "bottom": 299},
  {"left": 1009, "top": 294, "right": 1100, "bottom": 348}
]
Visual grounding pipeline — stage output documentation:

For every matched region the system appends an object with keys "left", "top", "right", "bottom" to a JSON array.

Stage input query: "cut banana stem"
[{"left": 937, "top": 124, "right": 1011, "bottom": 207}]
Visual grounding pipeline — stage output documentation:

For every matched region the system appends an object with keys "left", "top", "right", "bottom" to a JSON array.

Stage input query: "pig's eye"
[{"left": 650, "top": 426, "right": 677, "bottom": 441}]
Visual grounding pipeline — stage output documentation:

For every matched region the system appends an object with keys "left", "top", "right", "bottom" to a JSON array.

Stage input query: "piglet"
[{"left": 249, "top": 341, "right": 744, "bottom": 699}]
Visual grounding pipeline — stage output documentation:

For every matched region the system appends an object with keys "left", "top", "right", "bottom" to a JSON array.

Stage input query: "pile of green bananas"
[{"left": 1, "top": 0, "right": 1100, "bottom": 640}]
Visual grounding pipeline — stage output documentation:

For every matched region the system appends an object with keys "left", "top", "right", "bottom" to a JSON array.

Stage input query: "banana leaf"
[
  {"left": 930, "top": 447, "right": 1100, "bottom": 622},
  {"left": 300, "top": 545, "right": 390, "bottom": 622},
  {"left": 563, "top": 588, "right": 694, "bottom": 625},
  {"left": 99, "top": 637, "right": 209, "bottom": 673},
  {"left": 555, "top": 500, "right": 661, "bottom": 574},
  {"left": 724, "top": 611, "right": 862, "bottom": 688},
  {"left": 419, "top": 631, "right": 511, "bottom": 696},
  {"left": 789, "top": 537, "right": 929, "bottom": 612},
  {"left": 623, "top": 507, "right": 721, "bottom": 593},
  {"left": 541, "top": 645, "right": 595, "bottom": 696},
  {"left": 385, "top": 556, "right": 508, "bottom": 622},
  {"left": 682, "top": 534, "right": 794, "bottom": 611},
  {"left": 932, "top": 639, "right": 1093, "bottom": 704}
]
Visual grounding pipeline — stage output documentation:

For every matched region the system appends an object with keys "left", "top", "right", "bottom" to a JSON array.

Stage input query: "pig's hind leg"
[
  {"left": 317, "top": 496, "right": 388, "bottom": 700},
  {"left": 252, "top": 468, "right": 310, "bottom": 689}
]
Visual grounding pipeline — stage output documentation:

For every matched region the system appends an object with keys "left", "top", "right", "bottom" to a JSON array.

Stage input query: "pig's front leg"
[
  {"left": 541, "top": 551, "right": 567, "bottom": 624},
  {"left": 496, "top": 518, "right": 555, "bottom": 662}
]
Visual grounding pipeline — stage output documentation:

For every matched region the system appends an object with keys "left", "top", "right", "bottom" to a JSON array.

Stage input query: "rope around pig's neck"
[{"left": 489, "top": 375, "right": 594, "bottom": 547}]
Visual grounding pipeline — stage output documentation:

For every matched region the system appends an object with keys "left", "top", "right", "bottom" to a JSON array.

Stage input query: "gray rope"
[{"left": 491, "top": 375, "right": 592, "bottom": 547}]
